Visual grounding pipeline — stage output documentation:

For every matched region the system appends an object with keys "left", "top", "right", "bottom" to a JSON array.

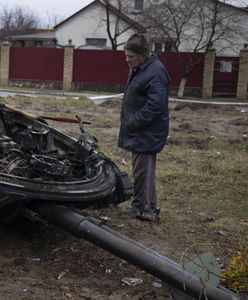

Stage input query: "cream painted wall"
[{"left": 55, "top": 2, "right": 137, "bottom": 49}]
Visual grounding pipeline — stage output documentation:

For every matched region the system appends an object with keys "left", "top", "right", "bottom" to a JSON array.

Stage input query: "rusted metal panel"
[
  {"left": 73, "top": 49, "right": 129, "bottom": 84},
  {"left": 9, "top": 48, "right": 64, "bottom": 81}
]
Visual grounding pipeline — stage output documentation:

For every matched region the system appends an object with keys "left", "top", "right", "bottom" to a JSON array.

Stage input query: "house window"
[
  {"left": 86, "top": 38, "right": 107, "bottom": 47},
  {"left": 164, "top": 41, "right": 173, "bottom": 52},
  {"left": 152, "top": 40, "right": 173, "bottom": 53},
  {"left": 35, "top": 41, "right": 43, "bottom": 48},
  {"left": 154, "top": 42, "right": 163, "bottom": 53},
  {"left": 134, "top": 0, "right": 143, "bottom": 11},
  {"left": 12, "top": 40, "right": 24, "bottom": 47}
]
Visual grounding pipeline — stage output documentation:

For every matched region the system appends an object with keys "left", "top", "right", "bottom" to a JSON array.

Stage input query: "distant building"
[
  {"left": 54, "top": 0, "right": 144, "bottom": 49},
  {"left": 7, "top": 30, "right": 56, "bottom": 48},
  {"left": 6, "top": 0, "right": 248, "bottom": 55}
]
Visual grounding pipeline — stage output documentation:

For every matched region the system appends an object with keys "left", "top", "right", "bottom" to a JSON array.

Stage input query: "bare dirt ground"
[{"left": 0, "top": 94, "right": 247, "bottom": 300}]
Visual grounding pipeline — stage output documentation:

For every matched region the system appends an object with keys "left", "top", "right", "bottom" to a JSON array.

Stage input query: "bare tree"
[
  {"left": 0, "top": 4, "right": 41, "bottom": 42},
  {"left": 143, "top": 0, "right": 247, "bottom": 97},
  {"left": 102, "top": 0, "right": 145, "bottom": 50},
  {"left": 45, "top": 12, "right": 63, "bottom": 29}
]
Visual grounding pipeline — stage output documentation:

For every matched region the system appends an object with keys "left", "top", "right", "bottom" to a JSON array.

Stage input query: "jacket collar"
[
  {"left": 137, "top": 54, "right": 156, "bottom": 71},
  {"left": 127, "top": 55, "right": 156, "bottom": 85}
]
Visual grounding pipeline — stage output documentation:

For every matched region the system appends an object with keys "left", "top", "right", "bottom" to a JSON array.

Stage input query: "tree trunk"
[{"left": 177, "top": 77, "right": 187, "bottom": 98}]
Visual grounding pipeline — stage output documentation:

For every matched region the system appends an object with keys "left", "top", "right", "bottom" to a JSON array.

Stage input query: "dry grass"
[{"left": 2, "top": 94, "right": 248, "bottom": 296}]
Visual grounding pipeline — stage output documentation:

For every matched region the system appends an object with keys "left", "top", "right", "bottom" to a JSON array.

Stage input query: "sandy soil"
[{"left": 0, "top": 95, "right": 247, "bottom": 300}]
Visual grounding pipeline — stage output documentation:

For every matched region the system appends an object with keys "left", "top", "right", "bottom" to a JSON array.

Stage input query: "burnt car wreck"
[
  {"left": 0, "top": 103, "right": 133, "bottom": 222},
  {"left": 0, "top": 103, "right": 243, "bottom": 300}
]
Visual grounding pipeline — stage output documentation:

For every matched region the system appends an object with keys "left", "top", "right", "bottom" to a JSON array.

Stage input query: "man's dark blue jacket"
[{"left": 118, "top": 55, "right": 170, "bottom": 154}]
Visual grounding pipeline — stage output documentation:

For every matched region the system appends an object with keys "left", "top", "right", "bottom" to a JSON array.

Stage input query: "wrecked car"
[
  {"left": 0, "top": 103, "right": 133, "bottom": 223},
  {"left": 0, "top": 103, "right": 242, "bottom": 300}
]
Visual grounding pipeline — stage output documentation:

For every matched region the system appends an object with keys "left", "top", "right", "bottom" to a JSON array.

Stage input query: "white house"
[
  {"left": 54, "top": 0, "right": 145, "bottom": 49},
  {"left": 54, "top": 0, "right": 248, "bottom": 55},
  {"left": 7, "top": 0, "right": 248, "bottom": 55}
]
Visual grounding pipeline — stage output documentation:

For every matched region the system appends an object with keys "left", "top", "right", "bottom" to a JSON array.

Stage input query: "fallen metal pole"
[{"left": 35, "top": 204, "right": 241, "bottom": 300}]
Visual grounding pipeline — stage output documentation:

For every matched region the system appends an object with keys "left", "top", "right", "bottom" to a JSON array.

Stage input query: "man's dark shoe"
[
  {"left": 138, "top": 209, "right": 160, "bottom": 222},
  {"left": 123, "top": 206, "right": 141, "bottom": 218}
]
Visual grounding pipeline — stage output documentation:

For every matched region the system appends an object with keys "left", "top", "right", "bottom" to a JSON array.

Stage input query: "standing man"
[{"left": 118, "top": 34, "right": 170, "bottom": 222}]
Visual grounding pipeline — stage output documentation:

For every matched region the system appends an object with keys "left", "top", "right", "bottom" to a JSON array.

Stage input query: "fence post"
[
  {"left": 63, "top": 40, "right": 75, "bottom": 91},
  {"left": 202, "top": 48, "right": 216, "bottom": 98},
  {"left": 0, "top": 41, "right": 11, "bottom": 86},
  {"left": 237, "top": 44, "right": 248, "bottom": 101}
]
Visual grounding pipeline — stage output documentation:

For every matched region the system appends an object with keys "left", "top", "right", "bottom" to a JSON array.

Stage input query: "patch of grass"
[
  {"left": 5, "top": 95, "right": 247, "bottom": 295},
  {"left": 63, "top": 100, "right": 247, "bottom": 257},
  {"left": 221, "top": 245, "right": 248, "bottom": 295},
  {"left": 156, "top": 139, "right": 248, "bottom": 256}
]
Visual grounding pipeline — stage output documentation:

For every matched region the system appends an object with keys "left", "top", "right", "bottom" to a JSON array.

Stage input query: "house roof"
[
  {"left": 211, "top": 0, "right": 248, "bottom": 14},
  {"left": 7, "top": 31, "right": 55, "bottom": 41},
  {"left": 54, "top": 0, "right": 145, "bottom": 32}
]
